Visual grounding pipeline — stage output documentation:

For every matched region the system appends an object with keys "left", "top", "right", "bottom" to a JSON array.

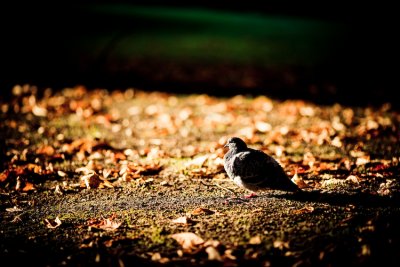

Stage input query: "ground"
[{"left": 1, "top": 85, "right": 400, "bottom": 266}]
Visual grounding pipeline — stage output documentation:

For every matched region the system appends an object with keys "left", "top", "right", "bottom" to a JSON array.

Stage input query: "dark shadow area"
[
  {"left": 273, "top": 190, "right": 400, "bottom": 208},
  {"left": 0, "top": 237, "right": 156, "bottom": 267},
  {"left": 1, "top": 2, "right": 398, "bottom": 108}
]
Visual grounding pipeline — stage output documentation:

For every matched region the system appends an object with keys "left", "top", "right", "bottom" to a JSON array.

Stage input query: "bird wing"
[
  {"left": 232, "top": 149, "right": 291, "bottom": 189},
  {"left": 232, "top": 150, "right": 272, "bottom": 179}
]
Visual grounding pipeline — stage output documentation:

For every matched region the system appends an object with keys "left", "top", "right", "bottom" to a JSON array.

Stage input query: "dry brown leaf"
[
  {"left": 26, "top": 163, "right": 42, "bottom": 174},
  {"left": 80, "top": 172, "right": 113, "bottom": 189},
  {"left": 96, "top": 218, "right": 121, "bottom": 231},
  {"left": 128, "top": 163, "right": 163, "bottom": 176},
  {"left": 191, "top": 207, "right": 215, "bottom": 215},
  {"left": 45, "top": 216, "right": 62, "bottom": 229},
  {"left": 273, "top": 240, "right": 289, "bottom": 250},
  {"left": 249, "top": 235, "right": 262, "bottom": 245},
  {"left": 203, "top": 240, "right": 221, "bottom": 248},
  {"left": 0, "top": 170, "right": 10, "bottom": 182},
  {"left": 356, "top": 155, "right": 370, "bottom": 166},
  {"left": 346, "top": 175, "right": 360, "bottom": 184},
  {"left": 88, "top": 215, "right": 122, "bottom": 231},
  {"left": 150, "top": 252, "right": 169, "bottom": 263},
  {"left": 171, "top": 216, "right": 193, "bottom": 225},
  {"left": 6, "top": 206, "right": 23, "bottom": 212},
  {"left": 80, "top": 172, "right": 101, "bottom": 189},
  {"left": 54, "top": 184, "right": 64, "bottom": 195},
  {"left": 291, "top": 173, "right": 308, "bottom": 189},
  {"left": 291, "top": 206, "right": 314, "bottom": 215},
  {"left": 205, "top": 246, "right": 222, "bottom": 261},
  {"left": 224, "top": 249, "right": 237, "bottom": 260},
  {"left": 170, "top": 232, "right": 204, "bottom": 252},
  {"left": 36, "top": 145, "right": 55, "bottom": 156}
]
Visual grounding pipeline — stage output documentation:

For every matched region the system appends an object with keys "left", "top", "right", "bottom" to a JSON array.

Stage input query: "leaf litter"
[{"left": 1, "top": 85, "right": 400, "bottom": 266}]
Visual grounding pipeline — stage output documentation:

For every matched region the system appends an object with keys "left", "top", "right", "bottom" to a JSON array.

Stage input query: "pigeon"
[{"left": 223, "top": 137, "right": 300, "bottom": 195}]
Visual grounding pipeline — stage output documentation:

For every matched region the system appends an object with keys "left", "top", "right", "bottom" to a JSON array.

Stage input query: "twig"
[{"left": 214, "top": 183, "right": 237, "bottom": 195}]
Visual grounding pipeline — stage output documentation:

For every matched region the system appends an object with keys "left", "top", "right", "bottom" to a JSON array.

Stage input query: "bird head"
[{"left": 224, "top": 137, "right": 248, "bottom": 151}]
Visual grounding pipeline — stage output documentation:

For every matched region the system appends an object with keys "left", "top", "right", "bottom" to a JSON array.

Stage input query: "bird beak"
[{"left": 224, "top": 143, "right": 228, "bottom": 148}]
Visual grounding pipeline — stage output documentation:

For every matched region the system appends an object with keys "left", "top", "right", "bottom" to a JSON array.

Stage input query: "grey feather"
[{"left": 223, "top": 137, "right": 299, "bottom": 192}]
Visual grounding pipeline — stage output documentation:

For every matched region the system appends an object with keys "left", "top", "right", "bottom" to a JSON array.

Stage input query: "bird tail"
[{"left": 285, "top": 180, "right": 302, "bottom": 193}]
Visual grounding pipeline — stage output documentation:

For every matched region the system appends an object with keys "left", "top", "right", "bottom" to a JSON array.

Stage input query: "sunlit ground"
[{"left": 0, "top": 85, "right": 399, "bottom": 266}]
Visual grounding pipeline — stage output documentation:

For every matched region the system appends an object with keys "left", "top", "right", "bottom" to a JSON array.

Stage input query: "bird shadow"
[{"left": 269, "top": 190, "right": 400, "bottom": 208}]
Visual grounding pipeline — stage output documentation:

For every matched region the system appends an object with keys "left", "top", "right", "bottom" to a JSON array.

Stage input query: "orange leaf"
[
  {"left": 291, "top": 206, "right": 314, "bottom": 215},
  {"left": 22, "top": 182, "right": 35, "bottom": 192},
  {"left": 36, "top": 145, "right": 55, "bottom": 156},
  {"left": 0, "top": 170, "right": 10, "bottom": 182}
]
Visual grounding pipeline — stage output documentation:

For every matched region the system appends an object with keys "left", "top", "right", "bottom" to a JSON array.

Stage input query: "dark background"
[{"left": 2, "top": 1, "right": 397, "bottom": 107}]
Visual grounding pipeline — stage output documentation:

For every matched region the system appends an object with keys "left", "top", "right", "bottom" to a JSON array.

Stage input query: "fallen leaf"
[
  {"left": 249, "top": 235, "right": 262, "bottom": 245},
  {"left": 45, "top": 216, "right": 62, "bottom": 229},
  {"left": 255, "top": 121, "right": 272, "bottom": 133},
  {"left": 356, "top": 155, "right": 370, "bottom": 166},
  {"left": 170, "top": 232, "right": 204, "bottom": 252},
  {"left": 80, "top": 172, "right": 101, "bottom": 189},
  {"left": 346, "top": 175, "right": 360, "bottom": 184},
  {"left": 203, "top": 240, "right": 221, "bottom": 248},
  {"left": 171, "top": 216, "right": 193, "bottom": 225},
  {"left": 6, "top": 206, "right": 23, "bottom": 212},
  {"left": 185, "top": 155, "right": 209, "bottom": 168},
  {"left": 32, "top": 105, "right": 47, "bottom": 117},
  {"left": 291, "top": 206, "right": 314, "bottom": 215},
  {"left": 36, "top": 145, "right": 55, "bottom": 156},
  {"left": 205, "top": 246, "right": 222, "bottom": 261},
  {"left": 273, "top": 240, "right": 289, "bottom": 250},
  {"left": 57, "top": 170, "right": 67, "bottom": 177},
  {"left": 150, "top": 252, "right": 169, "bottom": 263},
  {"left": 191, "top": 207, "right": 215, "bottom": 215},
  {"left": 54, "top": 184, "right": 64, "bottom": 195},
  {"left": 291, "top": 172, "right": 308, "bottom": 189},
  {"left": 88, "top": 214, "right": 122, "bottom": 231},
  {"left": 99, "top": 219, "right": 121, "bottom": 231},
  {"left": 377, "top": 179, "right": 397, "bottom": 196},
  {"left": 22, "top": 181, "right": 35, "bottom": 192},
  {"left": 0, "top": 170, "right": 10, "bottom": 182},
  {"left": 127, "top": 163, "right": 163, "bottom": 177},
  {"left": 80, "top": 172, "right": 113, "bottom": 189},
  {"left": 224, "top": 249, "right": 237, "bottom": 260}
]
